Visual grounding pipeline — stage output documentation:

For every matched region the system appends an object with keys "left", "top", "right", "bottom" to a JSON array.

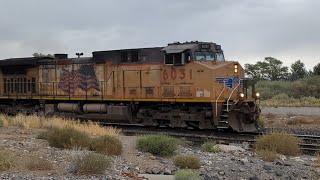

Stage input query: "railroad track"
[{"left": 113, "top": 125, "right": 320, "bottom": 154}]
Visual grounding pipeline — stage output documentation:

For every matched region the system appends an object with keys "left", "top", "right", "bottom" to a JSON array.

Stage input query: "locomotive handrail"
[
  {"left": 215, "top": 81, "right": 226, "bottom": 117},
  {"left": 226, "top": 79, "right": 243, "bottom": 111}
]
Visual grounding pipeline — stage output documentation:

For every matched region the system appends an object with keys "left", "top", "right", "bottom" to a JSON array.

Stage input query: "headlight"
[
  {"left": 239, "top": 93, "right": 245, "bottom": 98},
  {"left": 234, "top": 64, "right": 238, "bottom": 73},
  {"left": 255, "top": 92, "right": 260, "bottom": 98}
]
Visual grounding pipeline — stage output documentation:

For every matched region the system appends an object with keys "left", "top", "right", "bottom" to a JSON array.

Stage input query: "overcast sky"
[{"left": 0, "top": 0, "right": 319, "bottom": 70}]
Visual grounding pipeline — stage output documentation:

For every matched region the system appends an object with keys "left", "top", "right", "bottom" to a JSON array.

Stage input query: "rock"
[
  {"left": 263, "top": 164, "right": 272, "bottom": 171},
  {"left": 249, "top": 175, "right": 259, "bottom": 180},
  {"left": 219, "top": 144, "right": 245, "bottom": 152},
  {"left": 163, "top": 168, "right": 172, "bottom": 175},
  {"left": 275, "top": 170, "right": 283, "bottom": 176},
  {"left": 239, "top": 168, "right": 245, "bottom": 172},
  {"left": 146, "top": 167, "right": 153, "bottom": 174},
  {"left": 202, "top": 174, "right": 212, "bottom": 180},
  {"left": 218, "top": 171, "right": 225, "bottom": 175},
  {"left": 276, "top": 154, "right": 286, "bottom": 161},
  {"left": 240, "top": 157, "right": 249, "bottom": 165},
  {"left": 149, "top": 155, "right": 156, "bottom": 160},
  {"left": 151, "top": 167, "right": 161, "bottom": 174},
  {"left": 275, "top": 160, "right": 284, "bottom": 166}
]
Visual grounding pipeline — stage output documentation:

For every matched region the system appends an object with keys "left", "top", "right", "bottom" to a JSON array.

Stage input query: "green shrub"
[
  {"left": 258, "top": 116, "right": 266, "bottom": 126},
  {"left": 0, "top": 151, "right": 14, "bottom": 171},
  {"left": 175, "top": 170, "right": 201, "bottom": 180},
  {"left": 201, "top": 142, "right": 221, "bottom": 153},
  {"left": 90, "top": 135, "right": 123, "bottom": 156},
  {"left": 173, "top": 155, "right": 201, "bottom": 169},
  {"left": 255, "top": 133, "right": 300, "bottom": 156},
  {"left": 0, "top": 119, "right": 3, "bottom": 127},
  {"left": 46, "top": 127, "right": 90, "bottom": 149},
  {"left": 70, "top": 152, "right": 112, "bottom": 175},
  {"left": 136, "top": 135, "right": 178, "bottom": 156}
]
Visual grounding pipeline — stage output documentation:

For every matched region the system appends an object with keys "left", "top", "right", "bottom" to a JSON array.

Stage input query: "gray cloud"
[{"left": 0, "top": 0, "right": 319, "bottom": 69}]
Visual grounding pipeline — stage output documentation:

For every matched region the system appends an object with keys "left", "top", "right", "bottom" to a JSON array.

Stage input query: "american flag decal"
[{"left": 58, "top": 65, "right": 100, "bottom": 94}]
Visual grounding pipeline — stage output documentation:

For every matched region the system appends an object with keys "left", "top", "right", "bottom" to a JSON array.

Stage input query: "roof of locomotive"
[{"left": 0, "top": 56, "right": 53, "bottom": 67}]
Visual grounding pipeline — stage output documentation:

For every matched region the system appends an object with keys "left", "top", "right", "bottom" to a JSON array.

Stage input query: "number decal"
[
  {"left": 163, "top": 69, "right": 168, "bottom": 80},
  {"left": 171, "top": 69, "right": 177, "bottom": 80},
  {"left": 163, "top": 69, "right": 192, "bottom": 80},
  {"left": 179, "top": 69, "right": 185, "bottom": 80}
]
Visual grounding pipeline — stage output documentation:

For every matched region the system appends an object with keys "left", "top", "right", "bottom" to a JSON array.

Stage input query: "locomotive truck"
[{"left": 0, "top": 41, "right": 261, "bottom": 132}]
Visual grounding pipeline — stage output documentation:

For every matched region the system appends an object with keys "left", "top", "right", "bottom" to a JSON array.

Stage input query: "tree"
[
  {"left": 290, "top": 60, "right": 307, "bottom": 81},
  {"left": 263, "top": 57, "right": 289, "bottom": 81},
  {"left": 245, "top": 57, "right": 289, "bottom": 81},
  {"left": 32, "top": 53, "right": 54, "bottom": 58},
  {"left": 313, "top": 63, "right": 320, "bottom": 75}
]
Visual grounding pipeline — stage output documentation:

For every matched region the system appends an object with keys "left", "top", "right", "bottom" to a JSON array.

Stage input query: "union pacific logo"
[{"left": 215, "top": 76, "right": 241, "bottom": 89}]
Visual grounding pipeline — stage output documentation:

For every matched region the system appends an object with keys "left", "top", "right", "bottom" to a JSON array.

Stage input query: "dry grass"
[
  {"left": 286, "top": 116, "right": 320, "bottom": 125},
  {"left": 256, "top": 149, "right": 276, "bottom": 161},
  {"left": 0, "top": 150, "right": 15, "bottom": 171},
  {"left": 173, "top": 155, "right": 201, "bottom": 169},
  {"left": 264, "top": 113, "right": 276, "bottom": 119},
  {"left": 25, "top": 155, "right": 53, "bottom": 171},
  {"left": 70, "top": 152, "right": 112, "bottom": 175},
  {"left": 316, "top": 152, "right": 320, "bottom": 164},
  {"left": 0, "top": 114, "right": 121, "bottom": 137},
  {"left": 90, "top": 135, "right": 123, "bottom": 156},
  {"left": 255, "top": 132, "right": 300, "bottom": 156},
  {"left": 175, "top": 170, "right": 201, "bottom": 180}
]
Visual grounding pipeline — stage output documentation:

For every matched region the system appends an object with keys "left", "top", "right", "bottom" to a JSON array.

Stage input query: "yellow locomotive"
[{"left": 0, "top": 41, "right": 260, "bottom": 132}]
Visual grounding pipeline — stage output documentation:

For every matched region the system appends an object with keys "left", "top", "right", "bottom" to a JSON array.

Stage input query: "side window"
[
  {"left": 165, "top": 54, "right": 174, "bottom": 65},
  {"left": 3, "top": 78, "right": 7, "bottom": 94},
  {"left": 174, "top": 53, "right": 182, "bottom": 65},
  {"left": 121, "top": 51, "right": 128, "bottom": 62},
  {"left": 31, "top": 77, "right": 36, "bottom": 93},
  {"left": 121, "top": 50, "right": 140, "bottom": 63},
  {"left": 130, "top": 50, "right": 139, "bottom": 62}
]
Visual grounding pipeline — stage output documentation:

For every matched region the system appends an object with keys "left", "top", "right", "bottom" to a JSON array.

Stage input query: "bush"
[
  {"left": 0, "top": 119, "right": 3, "bottom": 127},
  {"left": 0, "top": 151, "right": 14, "bottom": 171},
  {"left": 173, "top": 155, "right": 201, "bottom": 169},
  {"left": 175, "top": 170, "right": 201, "bottom": 180},
  {"left": 201, "top": 142, "right": 221, "bottom": 153},
  {"left": 25, "top": 156, "right": 53, "bottom": 171},
  {"left": 286, "top": 117, "right": 315, "bottom": 125},
  {"left": 90, "top": 135, "right": 123, "bottom": 156},
  {"left": 256, "top": 149, "right": 276, "bottom": 161},
  {"left": 258, "top": 116, "right": 266, "bottom": 126},
  {"left": 46, "top": 127, "right": 90, "bottom": 149},
  {"left": 136, "top": 135, "right": 178, "bottom": 156},
  {"left": 255, "top": 133, "right": 300, "bottom": 156},
  {"left": 70, "top": 152, "right": 112, "bottom": 175}
]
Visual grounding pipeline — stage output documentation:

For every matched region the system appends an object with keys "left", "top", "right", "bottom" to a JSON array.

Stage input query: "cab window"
[
  {"left": 216, "top": 53, "right": 225, "bottom": 61},
  {"left": 195, "top": 52, "right": 215, "bottom": 61}
]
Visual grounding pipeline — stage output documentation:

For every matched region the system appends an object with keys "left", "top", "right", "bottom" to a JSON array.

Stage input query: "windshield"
[
  {"left": 216, "top": 53, "right": 225, "bottom": 61},
  {"left": 195, "top": 52, "right": 215, "bottom": 61}
]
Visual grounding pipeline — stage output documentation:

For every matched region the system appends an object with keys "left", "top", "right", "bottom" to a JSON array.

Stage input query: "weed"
[
  {"left": 25, "top": 156, "right": 53, "bottom": 171},
  {"left": 46, "top": 127, "right": 90, "bottom": 149},
  {"left": 0, "top": 151, "right": 14, "bottom": 171},
  {"left": 264, "top": 113, "right": 276, "bottom": 119},
  {"left": 201, "top": 142, "right": 221, "bottom": 153},
  {"left": 136, "top": 135, "right": 178, "bottom": 156},
  {"left": 255, "top": 132, "right": 300, "bottom": 156},
  {"left": 286, "top": 117, "right": 315, "bottom": 125},
  {"left": 175, "top": 170, "right": 201, "bottom": 180},
  {"left": 70, "top": 152, "right": 112, "bottom": 175},
  {"left": 316, "top": 152, "right": 320, "bottom": 164},
  {"left": 90, "top": 135, "right": 123, "bottom": 156},
  {"left": 258, "top": 116, "right": 266, "bottom": 126},
  {"left": 256, "top": 149, "right": 276, "bottom": 161},
  {"left": 0, "top": 118, "right": 3, "bottom": 127},
  {"left": 173, "top": 155, "right": 201, "bottom": 169}
]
